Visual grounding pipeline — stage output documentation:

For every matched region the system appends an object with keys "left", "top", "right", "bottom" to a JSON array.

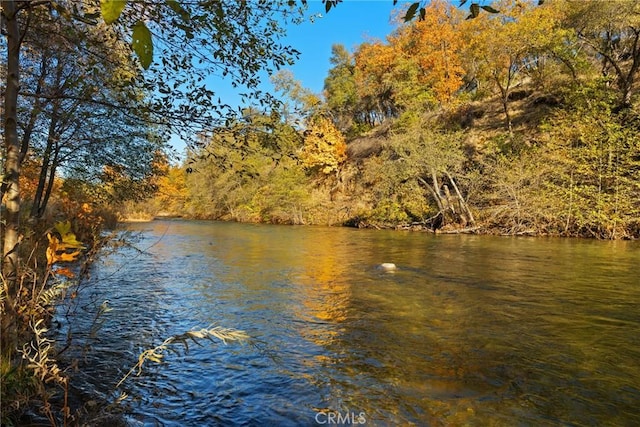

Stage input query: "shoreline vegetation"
[
  {"left": 119, "top": 2, "right": 640, "bottom": 241},
  {"left": 120, "top": 82, "right": 640, "bottom": 240},
  {"left": 3, "top": 1, "right": 640, "bottom": 425}
]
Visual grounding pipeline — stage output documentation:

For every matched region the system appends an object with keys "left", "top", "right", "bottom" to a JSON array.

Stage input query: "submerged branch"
[{"left": 115, "top": 325, "right": 249, "bottom": 389}]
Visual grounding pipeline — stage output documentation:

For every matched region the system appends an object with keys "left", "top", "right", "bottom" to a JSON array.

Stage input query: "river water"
[{"left": 55, "top": 220, "right": 640, "bottom": 426}]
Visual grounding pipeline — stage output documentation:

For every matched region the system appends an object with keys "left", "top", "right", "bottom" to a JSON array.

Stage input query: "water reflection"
[{"left": 55, "top": 221, "right": 640, "bottom": 426}]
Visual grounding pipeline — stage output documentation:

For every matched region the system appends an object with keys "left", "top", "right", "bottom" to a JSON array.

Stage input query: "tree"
[
  {"left": 153, "top": 164, "right": 188, "bottom": 215},
  {"left": 394, "top": 0, "right": 466, "bottom": 105},
  {"left": 271, "top": 69, "right": 322, "bottom": 125},
  {"left": 300, "top": 115, "right": 347, "bottom": 176},
  {"left": 2, "top": 0, "right": 26, "bottom": 289},
  {"left": 354, "top": 40, "right": 401, "bottom": 125},
  {"left": 323, "top": 44, "right": 359, "bottom": 133},
  {"left": 386, "top": 125, "right": 475, "bottom": 228},
  {"left": 185, "top": 112, "right": 307, "bottom": 223},
  {"left": 1, "top": 0, "right": 305, "bottom": 289},
  {"left": 539, "top": 82, "right": 640, "bottom": 238},
  {"left": 462, "top": 0, "right": 567, "bottom": 131},
  {"left": 563, "top": 0, "right": 640, "bottom": 109},
  {"left": 349, "top": 1, "right": 468, "bottom": 128},
  {"left": 13, "top": 7, "right": 158, "bottom": 219}
]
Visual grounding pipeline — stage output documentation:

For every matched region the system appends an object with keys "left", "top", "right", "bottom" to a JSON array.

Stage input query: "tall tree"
[
  {"left": 323, "top": 44, "right": 359, "bottom": 133},
  {"left": 394, "top": 0, "right": 466, "bottom": 105},
  {"left": 354, "top": 40, "right": 400, "bottom": 125},
  {"left": 563, "top": 0, "right": 640, "bottom": 109},
  {"left": 16, "top": 10, "right": 156, "bottom": 218},
  {"left": 1, "top": 0, "right": 26, "bottom": 290},
  {"left": 271, "top": 69, "right": 321, "bottom": 125}
]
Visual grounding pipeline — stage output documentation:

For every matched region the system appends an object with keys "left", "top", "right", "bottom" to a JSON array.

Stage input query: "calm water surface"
[{"left": 55, "top": 220, "right": 640, "bottom": 426}]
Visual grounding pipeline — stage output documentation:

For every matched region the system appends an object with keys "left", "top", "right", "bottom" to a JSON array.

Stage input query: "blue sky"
[{"left": 274, "top": 0, "right": 400, "bottom": 94}]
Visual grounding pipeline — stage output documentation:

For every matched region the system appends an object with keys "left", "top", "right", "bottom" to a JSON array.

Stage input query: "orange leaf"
[
  {"left": 54, "top": 267, "right": 76, "bottom": 278},
  {"left": 57, "top": 250, "right": 82, "bottom": 263},
  {"left": 46, "top": 233, "right": 59, "bottom": 266}
]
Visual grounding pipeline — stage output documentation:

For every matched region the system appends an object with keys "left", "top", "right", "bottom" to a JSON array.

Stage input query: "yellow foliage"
[
  {"left": 354, "top": 0, "right": 465, "bottom": 108},
  {"left": 397, "top": 0, "right": 466, "bottom": 103},
  {"left": 300, "top": 116, "right": 347, "bottom": 175},
  {"left": 46, "top": 221, "right": 84, "bottom": 266},
  {"left": 155, "top": 165, "right": 188, "bottom": 208}
]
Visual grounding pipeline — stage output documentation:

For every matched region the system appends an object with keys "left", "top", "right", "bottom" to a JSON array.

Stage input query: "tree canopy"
[
  {"left": 1, "top": 0, "right": 312, "bottom": 281},
  {"left": 147, "top": 0, "right": 640, "bottom": 239}
]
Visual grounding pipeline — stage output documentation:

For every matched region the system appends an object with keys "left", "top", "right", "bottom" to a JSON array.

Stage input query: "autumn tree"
[
  {"left": 462, "top": 0, "right": 569, "bottom": 131},
  {"left": 354, "top": 40, "right": 401, "bottom": 125},
  {"left": 300, "top": 116, "right": 347, "bottom": 176},
  {"left": 271, "top": 69, "right": 322, "bottom": 125},
  {"left": 351, "top": 1, "right": 467, "bottom": 128},
  {"left": 539, "top": 83, "right": 640, "bottom": 238},
  {"left": 186, "top": 112, "right": 309, "bottom": 223},
  {"left": 13, "top": 7, "right": 159, "bottom": 219},
  {"left": 562, "top": 0, "right": 640, "bottom": 109},
  {"left": 388, "top": 124, "right": 475, "bottom": 228},
  {"left": 393, "top": 0, "right": 466, "bottom": 105}
]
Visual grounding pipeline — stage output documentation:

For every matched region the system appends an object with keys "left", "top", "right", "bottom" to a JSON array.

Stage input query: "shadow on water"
[{"left": 54, "top": 220, "right": 640, "bottom": 426}]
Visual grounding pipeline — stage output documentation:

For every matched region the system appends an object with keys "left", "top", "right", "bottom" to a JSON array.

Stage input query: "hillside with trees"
[{"left": 133, "top": 0, "right": 640, "bottom": 240}]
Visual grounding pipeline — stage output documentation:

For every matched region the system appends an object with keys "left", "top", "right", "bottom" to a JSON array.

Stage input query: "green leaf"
[
  {"left": 53, "top": 221, "right": 84, "bottom": 249},
  {"left": 132, "top": 21, "right": 153, "bottom": 69},
  {"left": 404, "top": 2, "right": 420, "bottom": 21},
  {"left": 480, "top": 5, "right": 500, "bottom": 13},
  {"left": 166, "top": 0, "right": 190, "bottom": 22},
  {"left": 100, "top": 0, "right": 127, "bottom": 24},
  {"left": 467, "top": 2, "right": 480, "bottom": 19},
  {"left": 54, "top": 220, "right": 72, "bottom": 237}
]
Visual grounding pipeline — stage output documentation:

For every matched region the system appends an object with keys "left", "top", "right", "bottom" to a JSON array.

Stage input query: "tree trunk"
[
  {"left": 1, "top": 0, "right": 25, "bottom": 356},
  {"left": 418, "top": 176, "right": 444, "bottom": 212},
  {"left": 31, "top": 107, "right": 60, "bottom": 219},
  {"left": 40, "top": 157, "right": 59, "bottom": 218},
  {"left": 19, "top": 54, "right": 48, "bottom": 166},
  {"left": 445, "top": 171, "right": 476, "bottom": 226},
  {"left": 502, "top": 97, "right": 512, "bottom": 132},
  {"left": 2, "top": 1, "right": 22, "bottom": 293}
]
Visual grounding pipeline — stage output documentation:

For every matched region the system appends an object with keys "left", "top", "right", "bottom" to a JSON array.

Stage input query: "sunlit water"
[{"left": 54, "top": 220, "right": 640, "bottom": 426}]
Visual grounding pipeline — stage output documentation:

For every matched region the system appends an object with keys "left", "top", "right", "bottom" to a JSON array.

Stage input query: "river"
[{"left": 54, "top": 220, "right": 640, "bottom": 426}]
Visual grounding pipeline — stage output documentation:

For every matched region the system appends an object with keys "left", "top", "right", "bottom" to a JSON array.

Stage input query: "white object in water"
[{"left": 379, "top": 263, "right": 397, "bottom": 271}]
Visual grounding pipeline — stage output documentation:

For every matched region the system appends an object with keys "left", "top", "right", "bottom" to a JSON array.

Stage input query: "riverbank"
[
  {"left": 121, "top": 214, "right": 639, "bottom": 240},
  {"left": 0, "top": 210, "right": 122, "bottom": 425}
]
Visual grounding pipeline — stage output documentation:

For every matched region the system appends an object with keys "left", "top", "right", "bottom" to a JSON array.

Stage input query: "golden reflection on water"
[
  {"left": 99, "top": 221, "right": 640, "bottom": 426},
  {"left": 293, "top": 232, "right": 352, "bottom": 325}
]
